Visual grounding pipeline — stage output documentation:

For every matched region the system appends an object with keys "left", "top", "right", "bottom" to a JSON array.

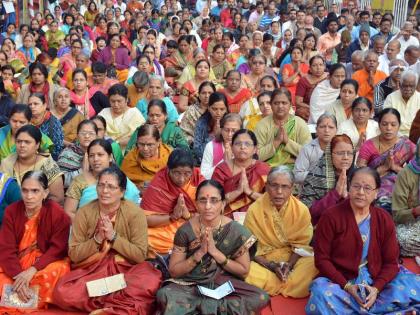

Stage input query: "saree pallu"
[
  {"left": 244, "top": 194, "right": 318, "bottom": 297},
  {"left": 0, "top": 212, "right": 70, "bottom": 314},
  {"left": 268, "top": 116, "right": 296, "bottom": 167},
  {"left": 306, "top": 215, "right": 420, "bottom": 314},
  {"left": 211, "top": 161, "right": 270, "bottom": 216},
  {"left": 156, "top": 221, "right": 269, "bottom": 315},
  {"left": 53, "top": 253, "right": 162, "bottom": 315},
  {"left": 180, "top": 80, "right": 200, "bottom": 106},
  {"left": 164, "top": 50, "right": 192, "bottom": 78},
  {"left": 220, "top": 88, "right": 253, "bottom": 114}
]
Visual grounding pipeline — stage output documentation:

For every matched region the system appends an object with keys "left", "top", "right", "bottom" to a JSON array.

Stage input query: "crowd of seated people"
[{"left": 0, "top": 0, "right": 419, "bottom": 313}]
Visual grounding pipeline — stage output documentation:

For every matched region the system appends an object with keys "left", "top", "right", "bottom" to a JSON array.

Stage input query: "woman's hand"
[
  {"left": 335, "top": 168, "right": 348, "bottom": 198},
  {"left": 172, "top": 194, "right": 186, "bottom": 220},
  {"left": 356, "top": 132, "right": 366, "bottom": 150},
  {"left": 213, "top": 118, "right": 221, "bottom": 135},
  {"left": 241, "top": 168, "right": 252, "bottom": 196},
  {"left": 281, "top": 125, "right": 289, "bottom": 145},
  {"left": 82, "top": 153, "right": 90, "bottom": 172},
  {"left": 13, "top": 267, "right": 37, "bottom": 293},
  {"left": 206, "top": 227, "right": 218, "bottom": 257},
  {"left": 101, "top": 216, "right": 115, "bottom": 241},
  {"left": 274, "top": 262, "right": 290, "bottom": 281},
  {"left": 223, "top": 141, "right": 233, "bottom": 162},
  {"left": 15, "top": 284, "right": 34, "bottom": 303},
  {"left": 345, "top": 284, "right": 365, "bottom": 306},
  {"left": 363, "top": 285, "right": 378, "bottom": 309}
]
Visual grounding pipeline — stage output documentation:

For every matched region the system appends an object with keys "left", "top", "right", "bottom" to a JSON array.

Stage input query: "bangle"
[
  {"left": 344, "top": 282, "right": 352, "bottom": 291},
  {"left": 221, "top": 256, "right": 229, "bottom": 267},
  {"left": 111, "top": 231, "right": 117, "bottom": 242},
  {"left": 183, "top": 212, "right": 191, "bottom": 220},
  {"left": 93, "top": 233, "right": 102, "bottom": 245}
]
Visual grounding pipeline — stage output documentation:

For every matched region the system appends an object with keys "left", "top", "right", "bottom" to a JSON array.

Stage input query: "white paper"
[
  {"left": 3, "top": 2, "right": 15, "bottom": 13},
  {"left": 197, "top": 281, "right": 234, "bottom": 300},
  {"left": 233, "top": 212, "right": 246, "bottom": 225},
  {"left": 293, "top": 247, "right": 314, "bottom": 257},
  {"left": 86, "top": 273, "right": 127, "bottom": 297}
]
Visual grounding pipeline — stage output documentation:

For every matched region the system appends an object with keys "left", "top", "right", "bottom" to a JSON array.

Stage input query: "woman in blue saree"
[
  {"left": 306, "top": 167, "right": 419, "bottom": 314},
  {"left": 64, "top": 139, "right": 139, "bottom": 222}
]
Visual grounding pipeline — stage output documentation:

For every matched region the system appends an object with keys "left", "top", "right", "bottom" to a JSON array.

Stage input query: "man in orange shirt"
[
  {"left": 352, "top": 51, "right": 387, "bottom": 103},
  {"left": 317, "top": 17, "right": 341, "bottom": 63}
]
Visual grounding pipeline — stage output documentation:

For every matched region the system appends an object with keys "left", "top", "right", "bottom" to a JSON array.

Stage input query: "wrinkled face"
[
  {"left": 364, "top": 53, "right": 379, "bottom": 72},
  {"left": 148, "top": 79, "right": 164, "bottom": 98},
  {"left": 316, "top": 117, "right": 337, "bottom": 144},
  {"left": 137, "top": 134, "right": 159, "bottom": 159},
  {"left": 97, "top": 174, "right": 124, "bottom": 206},
  {"left": 390, "top": 65, "right": 404, "bottom": 81},
  {"left": 226, "top": 72, "right": 241, "bottom": 92},
  {"left": 221, "top": 120, "right": 241, "bottom": 144},
  {"left": 253, "top": 33, "right": 262, "bottom": 47},
  {"left": 258, "top": 94, "right": 272, "bottom": 116},
  {"left": 209, "top": 101, "right": 227, "bottom": 121},
  {"left": 9, "top": 112, "right": 29, "bottom": 136},
  {"left": 169, "top": 166, "right": 193, "bottom": 187},
  {"left": 28, "top": 95, "right": 47, "bottom": 118},
  {"left": 148, "top": 105, "right": 167, "bottom": 128},
  {"left": 54, "top": 90, "right": 71, "bottom": 111},
  {"left": 329, "top": 68, "right": 346, "bottom": 89},
  {"left": 75, "top": 56, "right": 89, "bottom": 69},
  {"left": 351, "top": 56, "right": 364, "bottom": 72},
  {"left": 109, "top": 94, "right": 128, "bottom": 116},
  {"left": 271, "top": 93, "right": 291, "bottom": 120},
  {"left": 21, "top": 178, "right": 49, "bottom": 212},
  {"left": 331, "top": 141, "right": 353, "bottom": 171},
  {"left": 373, "top": 40, "right": 385, "bottom": 56},
  {"left": 379, "top": 112, "right": 399, "bottom": 141},
  {"left": 16, "top": 131, "right": 40, "bottom": 160},
  {"left": 352, "top": 102, "right": 371, "bottom": 125},
  {"left": 78, "top": 123, "right": 97, "bottom": 149},
  {"left": 401, "top": 77, "right": 417, "bottom": 100},
  {"left": 196, "top": 185, "right": 225, "bottom": 222},
  {"left": 348, "top": 171, "right": 378, "bottom": 209},
  {"left": 266, "top": 174, "right": 293, "bottom": 209},
  {"left": 73, "top": 72, "right": 88, "bottom": 92}
]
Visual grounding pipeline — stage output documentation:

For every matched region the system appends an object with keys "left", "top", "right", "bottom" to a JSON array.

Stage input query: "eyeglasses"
[
  {"left": 137, "top": 142, "right": 156, "bottom": 148},
  {"left": 79, "top": 131, "right": 96, "bottom": 137},
  {"left": 97, "top": 183, "right": 120, "bottom": 191},
  {"left": 332, "top": 151, "right": 353, "bottom": 157},
  {"left": 197, "top": 198, "right": 222, "bottom": 205},
  {"left": 350, "top": 184, "right": 376, "bottom": 194},
  {"left": 233, "top": 141, "right": 254, "bottom": 148}
]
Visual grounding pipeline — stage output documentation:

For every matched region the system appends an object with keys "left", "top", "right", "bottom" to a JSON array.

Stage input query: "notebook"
[{"left": 86, "top": 273, "right": 127, "bottom": 297}]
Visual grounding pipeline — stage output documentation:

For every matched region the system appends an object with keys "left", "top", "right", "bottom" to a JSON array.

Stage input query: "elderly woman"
[
  {"left": 294, "top": 113, "right": 338, "bottom": 184},
  {"left": 53, "top": 167, "right": 162, "bottom": 314},
  {"left": 326, "top": 79, "right": 359, "bottom": 127},
  {"left": 220, "top": 70, "right": 252, "bottom": 114},
  {"left": 98, "top": 84, "right": 145, "bottom": 152},
  {"left": 17, "top": 62, "right": 59, "bottom": 107},
  {"left": 306, "top": 167, "right": 420, "bottom": 314},
  {"left": 0, "top": 171, "right": 70, "bottom": 313},
  {"left": 392, "top": 140, "right": 420, "bottom": 257},
  {"left": 244, "top": 166, "right": 318, "bottom": 297},
  {"left": 156, "top": 179, "right": 269, "bottom": 314},
  {"left": 309, "top": 63, "right": 346, "bottom": 124},
  {"left": 0, "top": 104, "right": 53, "bottom": 160},
  {"left": 255, "top": 87, "right": 311, "bottom": 168},
  {"left": 338, "top": 97, "right": 380, "bottom": 150},
  {"left": 243, "top": 54, "right": 276, "bottom": 95},
  {"left": 121, "top": 124, "right": 172, "bottom": 192},
  {"left": 212, "top": 129, "right": 270, "bottom": 216},
  {"left": 64, "top": 139, "right": 139, "bottom": 221},
  {"left": 140, "top": 149, "right": 204, "bottom": 257},
  {"left": 51, "top": 87, "right": 84, "bottom": 146},
  {"left": 98, "top": 34, "right": 131, "bottom": 82},
  {"left": 28, "top": 93, "right": 64, "bottom": 160},
  {"left": 300, "top": 134, "right": 355, "bottom": 225},
  {"left": 357, "top": 108, "right": 415, "bottom": 211}
]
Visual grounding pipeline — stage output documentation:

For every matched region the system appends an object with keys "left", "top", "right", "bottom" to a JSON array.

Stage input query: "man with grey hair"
[
  {"left": 374, "top": 59, "right": 407, "bottom": 115},
  {"left": 345, "top": 50, "right": 364, "bottom": 79},
  {"left": 391, "top": 21, "right": 419, "bottom": 54},
  {"left": 383, "top": 70, "right": 420, "bottom": 136}
]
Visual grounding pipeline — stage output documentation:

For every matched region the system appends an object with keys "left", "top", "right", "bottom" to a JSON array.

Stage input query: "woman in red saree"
[
  {"left": 212, "top": 129, "right": 270, "bottom": 216},
  {"left": 282, "top": 47, "right": 309, "bottom": 107},
  {"left": 0, "top": 171, "right": 70, "bottom": 314},
  {"left": 53, "top": 167, "right": 162, "bottom": 314},
  {"left": 140, "top": 149, "right": 204, "bottom": 257},
  {"left": 220, "top": 70, "right": 252, "bottom": 114}
]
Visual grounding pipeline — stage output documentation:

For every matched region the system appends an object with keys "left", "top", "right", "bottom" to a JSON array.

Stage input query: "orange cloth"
[
  {"left": 352, "top": 69, "right": 387, "bottom": 103},
  {"left": 0, "top": 212, "right": 70, "bottom": 314},
  {"left": 127, "top": 83, "right": 147, "bottom": 107}
]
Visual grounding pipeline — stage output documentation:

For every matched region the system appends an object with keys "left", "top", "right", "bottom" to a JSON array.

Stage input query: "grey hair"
[
  {"left": 149, "top": 74, "right": 165, "bottom": 87},
  {"left": 53, "top": 87, "right": 70, "bottom": 101},
  {"left": 362, "top": 50, "right": 377, "bottom": 61},
  {"left": 351, "top": 50, "right": 363, "bottom": 61},
  {"left": 21, "top": 170, "right": 49, "bottom": 190},
  {"left": 316, "top": 113, "right": 337, "bottom": 128},
  {"left": 389, "top": 58, "right": 408, "bottom": 67},
  {"left": 400, "top": 69, "right": 419, "bottom": 86},
  {"left": 133, "top": 71, "right": 149, "bottom": 87},
  {"left": 193, "top": 47, "right": 205, "bottom": 58},
  {"left": 267, "top": 166, "right": 295, "bottom": 184},
  {"left": 373, "top": 35, "right": 386, "bottom": 44}
]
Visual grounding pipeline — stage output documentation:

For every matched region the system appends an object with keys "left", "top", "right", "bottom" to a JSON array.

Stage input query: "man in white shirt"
[
  {"left": 377, "top": 40, "right": 402, "bottom": 75},
  {"left": 383, "top": 70, "right": 420, "bottom": 136},
  {"left": 405, "top": 45, "right": 420, "bottom": 69},
  {"left": 391, "top": 22, "right": 420, "bottom": 54},
  {"left": 282, "top": 8, "right": 297, "bottom": 35}
]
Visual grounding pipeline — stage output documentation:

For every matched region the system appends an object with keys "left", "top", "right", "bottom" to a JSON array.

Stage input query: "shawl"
[
  {"left": 140, "top": 167, "right": 204, "bottom": 214},
  {"left": 309, "top": 79, "right": 340, "bottom": 124},
  {"left": 244, "top": 193, "right": 313, "bottom": 259},
  {"left": 165, "top": 50, "right": 193, "bottom": 71},
  {"left": 121, "top": 143, "right": 172, "bottom": 188},
  {"left": 408, "top": 139, "right": 420, "bottom": 175},
  {"left": 59, "top": 107, "right": 79, "bottom": 126},
  {"left": 220, "top": 88, "right": 253, "bottom": 114},
  {"left": 70, "top": 88, "right": 97, "bottom": 118}
]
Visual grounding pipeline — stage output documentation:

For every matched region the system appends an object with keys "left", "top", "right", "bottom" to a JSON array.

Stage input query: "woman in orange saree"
[
  {"left": 140, "top": 149, "right": 204, "bottom": 257},
  {"left": 0, "top": 171, "right": 70, "bottom": 314},
  {"left": 212, "top": 129, "right": 270, "bottom": 217}
]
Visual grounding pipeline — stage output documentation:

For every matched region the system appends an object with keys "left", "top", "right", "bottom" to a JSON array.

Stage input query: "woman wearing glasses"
[
  {"left": 156, "top": 179, "right": 269, "bottom": 315},
  {"left": 337, "top": 97, "right": 379, "bottom": 150},
  {"left": 212, "top": 129, "right": 270, "bottom": 216},
  {"left": 121, "top": 124, "right": 172, "bottom": 193},
  {"left": 306, "top": 167, "right": 419, "bottom": 314},
  {"left": 140, "top": 149, "right": 204, "bottom": 257},
  {"left": 54, "top": 167, "right": 161, "bottom": 314},
  {"left": 300, "top": 134, "right": 354, "bottom": 225},
  {"left": 357, "top": 108, "right": 415, "bottom": 213}
]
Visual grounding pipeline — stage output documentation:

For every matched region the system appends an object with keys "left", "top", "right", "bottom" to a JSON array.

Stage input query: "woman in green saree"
[
  {"left": 156, "top": 180, "right": 269, "bottom": 315},
  {"left": 0, "top": 104, "right": 53, "bottom": 160}
]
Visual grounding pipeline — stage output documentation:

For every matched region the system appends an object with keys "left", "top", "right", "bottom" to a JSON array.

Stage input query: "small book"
[
  {"left": 233, "top": 212, "right": 247, "bottom": 225},
  {"left": 0, "top": 284, "right": 39, "bottom": 309},
  {"left": 293, "top": 247, "right": 314, "bottom": 257},
  {"left": 197, "top": 281, "right": 235, "bottom": 300},
  {"left": 86, "top": 273, "right": 127, "bottom": 297}
]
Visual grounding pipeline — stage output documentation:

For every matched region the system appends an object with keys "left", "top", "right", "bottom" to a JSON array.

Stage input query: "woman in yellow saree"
[
  {"left": 0, "top": 171, "right": 70, "bottom": 314},
  {"left": 244, "top": 166, "right": 318, "bottom": 298}
]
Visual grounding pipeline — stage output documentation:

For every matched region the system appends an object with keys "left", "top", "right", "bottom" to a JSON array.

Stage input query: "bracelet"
[
  {"left": 344, "top": 282, "right": 352, "bottom": 291},
  {"left": 183, "top": 212, "right": 192, "bottom": 220},
  {"left": 93, "top": 233, "right": 102, "bottom": 245},
  {"left": 221, "top": 256, "right": 229, "bottom": 267}
]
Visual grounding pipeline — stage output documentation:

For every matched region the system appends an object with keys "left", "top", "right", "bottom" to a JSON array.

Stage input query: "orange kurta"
[
  {"left": 352, "top": 69, "right": 387, "bottom": 103},
  {"left": 0, "top": 212, "right": 69, "bottom": 314}
]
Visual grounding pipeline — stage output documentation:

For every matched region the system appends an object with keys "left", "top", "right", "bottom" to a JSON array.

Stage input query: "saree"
[
  {"left": 0, "top": 211, "right": 70, "bottom": 314},
  {"left": 70, "top": 88, "right": 98, "bottom": 119},
  {"left": 244, "top": 194, "right": 318, "bottom": 297},
  {"left": 306, "top": 215, "right": 420, "bottom": 314},
  {"left": 156, "top": 221, "right": 269, "bottom": 315},
  {"left": 121, "top": 144, "right": 172, "bottom": 191},
  {"left": 180, "top": 80, "right": 200, "bottom": 106},
  {"left": 220, "top": 88, "right": 253, "bottom": 114},
  {"left": 53, "top": 201, "right": 162, "bottom": 314},
  {"left": 59, "top": 108, "right": 85, "bottom": 144},
  {"left": 164, "top": 50, "right": 193, "bottom": 78},
  {"left": 359, "top": 136, "right": 415, "bottom": 212},
  {"left": 211, "top": 60, "right": 232, "bottom": 81},
  {"left": 140, "top": 167, "right": 204, "bottom": 256},
  {"left": 0, "top": 125, "right": 53, "bottom": 160},
  {"left": 268, "top": 116, "right": 297, "bottom": 167},
  {"left": 211, "top": 160, "right": 270, "bottom": 215}
]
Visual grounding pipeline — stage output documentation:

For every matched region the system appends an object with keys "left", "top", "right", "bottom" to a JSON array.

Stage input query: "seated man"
[{"left": 244, "top": 166, "right": 318, "bottom": 298}]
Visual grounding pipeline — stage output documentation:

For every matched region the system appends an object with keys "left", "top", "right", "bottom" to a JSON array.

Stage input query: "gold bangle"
[
  {"left": 221, "top": 256, "right": 229, "bottom": 267},
  {"left": 344, "top": 282, "right": 352, "bottom": 291}
]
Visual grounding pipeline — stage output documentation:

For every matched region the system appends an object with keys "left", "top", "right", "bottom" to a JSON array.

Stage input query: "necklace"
[
  {"left": 15, "top": 155, "right": 38, "bottom": 185},
  {"left": 198, "top": 214, "right": 223, "bottom": 239}
]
